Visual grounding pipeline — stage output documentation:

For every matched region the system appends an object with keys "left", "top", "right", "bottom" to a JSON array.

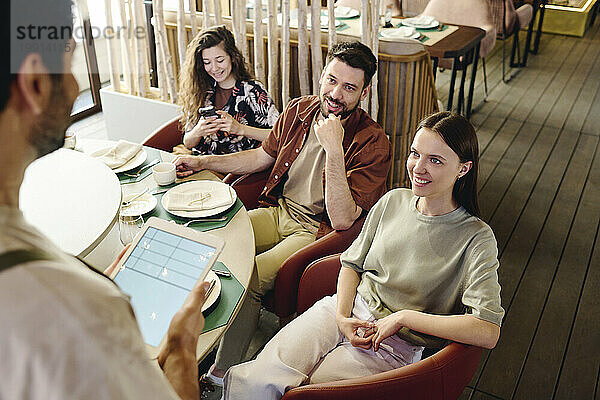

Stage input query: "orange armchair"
[
  {"left": 282, "top": 254, "right": 481, "bottom": 400},
  {"left": 282, "top": 254, "right": 483, "bottom": 400},
  {"left": 141, "top": 116, "right": 183, "bottom": 151}
]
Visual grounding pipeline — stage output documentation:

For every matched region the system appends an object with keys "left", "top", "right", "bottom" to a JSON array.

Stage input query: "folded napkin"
[
  {"left": 167, "top": 185, "right": 233, "bottom": 212},
  {"left": 385, "top": 26, "right": 416, "bottom": 37},
  {"left": 94, "top": 140, "right": 142, "bottom": 169},
  {"left": 408, "top": 15, "right": 436, "bottom": 26},
  {"left": 335, "top": 6, "right": 356, "bottom": 17}
]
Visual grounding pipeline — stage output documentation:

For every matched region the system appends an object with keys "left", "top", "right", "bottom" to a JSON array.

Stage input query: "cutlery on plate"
[
  {"left": 212, "top": 269, "right": 231, "bottom": 278},
  {"left": 121, "top": 188, "right": 150, "bottom": 207},
  {"left": 123, "top": 159, "right": 160, "bottom": 178},
  {"left": 205, "top": 278, "right": 217, "bottom": 297},
  {"left": 182, "top": 217, "right": 227, "bottom": 226}
]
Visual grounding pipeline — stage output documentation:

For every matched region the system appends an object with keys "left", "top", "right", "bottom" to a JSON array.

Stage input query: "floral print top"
[{"left": 190, "top": 79, "right": 280, "bottom": 155}]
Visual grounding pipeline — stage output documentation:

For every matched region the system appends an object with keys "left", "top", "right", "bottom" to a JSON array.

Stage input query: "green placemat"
[
  {"left": 148, "top": 194, "right": 244, "bottom": 232},
  {"left": 118, "top": 147, "right": 163, "bottom": 184},
  {"left": 336, "top": 22, "right": 350, "bottom": 31},
  {"left": 202, "top": 262, "right": 245, "bottom": 333}
]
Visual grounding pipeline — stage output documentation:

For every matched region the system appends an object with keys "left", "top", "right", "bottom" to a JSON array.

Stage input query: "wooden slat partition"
[
  {"left": 310, "top": 0, "right": 323, "bottom": 90},
  {"left": 281, "top": 0, "right": 291, "bottom": 107},
  {"left": 253, "top": 0, "right": 265, "bottom": 84},
  {"left": 267, "top": 0, "right": 279, "bottom": 109},
  {"left": 377, "top": 48, "right": 439, "bottom": 188},
  {"left": 202, "top": 0, "right": 210, "bottom": 28},
  {"left": 297, "top": 0, "right": 310, "bottom": 95}
]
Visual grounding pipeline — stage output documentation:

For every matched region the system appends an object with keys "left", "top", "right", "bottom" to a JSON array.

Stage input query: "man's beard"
[
  {"left": 319, "top": 94, "right": 360, "bottom": 120},
  {"left": 29, "top": 76, "right": 73, "bottom": 159}
]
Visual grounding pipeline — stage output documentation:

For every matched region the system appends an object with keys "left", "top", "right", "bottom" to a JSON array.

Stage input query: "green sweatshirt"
[{"left": 341, "top": 188, "right": 505, "bottom": 348}]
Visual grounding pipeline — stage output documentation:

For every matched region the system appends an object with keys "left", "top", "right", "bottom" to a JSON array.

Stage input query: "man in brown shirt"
[{"left": 175, "top": 41, "right": 391, "bottom": 384}]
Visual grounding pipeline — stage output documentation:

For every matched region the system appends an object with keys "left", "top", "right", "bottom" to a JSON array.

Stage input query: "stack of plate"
[
  {"left": 322, "top": 6, "right": 360, "bottom": 19},
  {"left": 401, "top": 15, "right": 440, "bottom": 29}
]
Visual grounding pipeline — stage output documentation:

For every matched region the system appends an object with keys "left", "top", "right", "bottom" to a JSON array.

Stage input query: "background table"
[
  {"left": 426, "top": 25, "right": 485, "bottom": 119},
  {"left": 19, "top": 148, "right": 121, "bottom": 257}
]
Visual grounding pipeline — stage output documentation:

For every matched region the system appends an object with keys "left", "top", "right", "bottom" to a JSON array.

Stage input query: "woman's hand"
[
  {"left": 174, "top": 155, "right": 204, "bottom": 178},
  {"left": 190, "top": 116, "right": 220, "bottom": 139},
  {"left": 372, "top": 312, "right": 403, "bottom": 352},
  {"left": 215, "top": 110, "right": 243, "bottom": 136},
  {"left": 336, "top": 315, "right": 376, "bottom": 349},
  {"left": 183, "top": 116, "right": 221, "bottom": 149}
]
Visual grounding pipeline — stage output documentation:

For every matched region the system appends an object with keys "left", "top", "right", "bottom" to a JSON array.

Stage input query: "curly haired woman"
[{"left": 178, "top": 25, "right": 279, "bottom": 155}]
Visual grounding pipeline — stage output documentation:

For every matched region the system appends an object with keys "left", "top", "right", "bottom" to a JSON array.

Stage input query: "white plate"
[
  {"left": 91, "top": 147, "right": 148, "bottom": 173},
  {"left": 322, "top": 6, "right": 360, "bottom": 19},
  {"left": 201, "top": 270, "right": 221, "bottom": 313},
  {"left": 401, "top": 18, "right": 440, "bottom": 29},
  {"left": 120, "top": 192, "right": 158, "bottom": 217},
  {"left": 381, "top": 29, "right": 421, "bottom": 39},
  {"left": 268, "top": 14, "right": 343, "bottom": 29},
  {"left": 161, "top": 180, "right": 237, "bottom": 218}
]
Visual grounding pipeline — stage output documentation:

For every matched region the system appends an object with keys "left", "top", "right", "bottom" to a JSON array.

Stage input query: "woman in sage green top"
[{"left": 222, "top": 112, "right": 505, "bottom": 400}]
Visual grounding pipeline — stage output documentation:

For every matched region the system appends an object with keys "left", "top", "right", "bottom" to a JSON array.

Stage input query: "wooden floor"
[
  {"left": 434, "top": 23, "right": 600, "bottom": 400},
  {"left": 72, "top": 23, "right": 600, "bottom": 400}
]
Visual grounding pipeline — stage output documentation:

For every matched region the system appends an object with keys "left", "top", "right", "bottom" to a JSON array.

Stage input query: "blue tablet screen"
[{"left": 115, "top": 226, "right": 216, "bottom": 346}]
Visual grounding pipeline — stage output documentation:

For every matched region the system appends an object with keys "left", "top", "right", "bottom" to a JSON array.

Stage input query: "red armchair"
[
  {"left": 141, "top": 116, "right": 183, "bottom": 151},
  {"left": 282, "top": 254, "right": 483, "bottom": 400}
]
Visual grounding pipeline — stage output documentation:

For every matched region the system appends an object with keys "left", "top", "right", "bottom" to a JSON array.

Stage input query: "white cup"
[{"left": 152, "top": 162, "right": 176, "bottom": 186}]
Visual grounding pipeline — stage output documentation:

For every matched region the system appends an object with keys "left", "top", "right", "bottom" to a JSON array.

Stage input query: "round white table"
[{"left": 19, "top": 148, "right": 121, "bottom": 257}]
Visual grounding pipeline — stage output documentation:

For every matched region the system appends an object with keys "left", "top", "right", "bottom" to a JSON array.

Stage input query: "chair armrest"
[
  {"left": 273, "top": 215, "right": 366, "bottom": 318},
  {"left": 281, "top": 342, "right": 482, "bottom": 400},
  {"left": 516, "top": 4, "right": 533, "bottom": 28},
  {"left": 141, "top": 116, "right": 183, "bottom": 152},
  {"left": 296, "top": 254, "right": 341, "bottom": 315},
  {"left": 225, "top": 170, "right": 271, "bottom": 210}
]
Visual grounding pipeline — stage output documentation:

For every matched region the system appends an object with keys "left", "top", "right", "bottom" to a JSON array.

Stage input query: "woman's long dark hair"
[
  {"left": 178, "top": 25, "right": 253, "bottom": 131},
  {"left": 417, "top": 112, "right": 481, "bottom": 218}
]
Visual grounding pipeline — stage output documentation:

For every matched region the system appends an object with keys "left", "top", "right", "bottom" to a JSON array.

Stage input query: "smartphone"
[{"left": 198, "top": 106, "right": 219, "bottom": 119}]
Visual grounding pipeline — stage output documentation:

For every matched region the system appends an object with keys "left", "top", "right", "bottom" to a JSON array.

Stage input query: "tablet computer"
[{"left": 111, "top": 216, "right": 225, "bottom": 347}]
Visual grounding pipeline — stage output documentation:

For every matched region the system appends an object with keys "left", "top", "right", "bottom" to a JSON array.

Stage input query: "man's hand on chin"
[{"left": 315, "top": 114, "right": 344, "bottom": 154}]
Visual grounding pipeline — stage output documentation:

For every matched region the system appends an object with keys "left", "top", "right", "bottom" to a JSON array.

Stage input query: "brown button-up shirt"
[{"left": 260, "top": 95, "right": 392, "bottom": 238}]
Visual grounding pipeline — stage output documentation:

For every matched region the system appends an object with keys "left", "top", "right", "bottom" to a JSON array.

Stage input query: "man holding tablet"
[
  {"left": 175, "top": 42, "right": 392, "bottom": 386},
  {"left": 0, "top": 2, "right": 210, "bottom": 399}
]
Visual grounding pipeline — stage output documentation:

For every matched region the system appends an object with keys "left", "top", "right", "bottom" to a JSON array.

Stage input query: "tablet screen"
[{"left": 115, "top": 226, "right": 217, "bottom": 346}]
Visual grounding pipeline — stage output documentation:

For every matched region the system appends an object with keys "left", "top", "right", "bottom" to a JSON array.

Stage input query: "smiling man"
[{"left": 175, "top": 41, "right": 391, "bottom": 387}]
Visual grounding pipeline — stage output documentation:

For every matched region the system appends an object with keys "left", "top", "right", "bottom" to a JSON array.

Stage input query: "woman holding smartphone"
[
  {"left": 222, "top": 112, "right": 505, "bottom": 399},
  {"left": 179, "top": 25, "right": 279, "bottom": 155}
]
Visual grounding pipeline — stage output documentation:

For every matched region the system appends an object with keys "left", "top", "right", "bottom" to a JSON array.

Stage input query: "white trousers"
[{"left": 223, "top": 294, "right": 424, "bottom": 400}]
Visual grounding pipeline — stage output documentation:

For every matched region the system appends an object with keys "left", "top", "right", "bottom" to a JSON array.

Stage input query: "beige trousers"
[
  {"left": 223, "top": 294, "right": 424, "bottom": 400},
  {"left": 215, "top": 205, "right": 316, "bottom": 370}
]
